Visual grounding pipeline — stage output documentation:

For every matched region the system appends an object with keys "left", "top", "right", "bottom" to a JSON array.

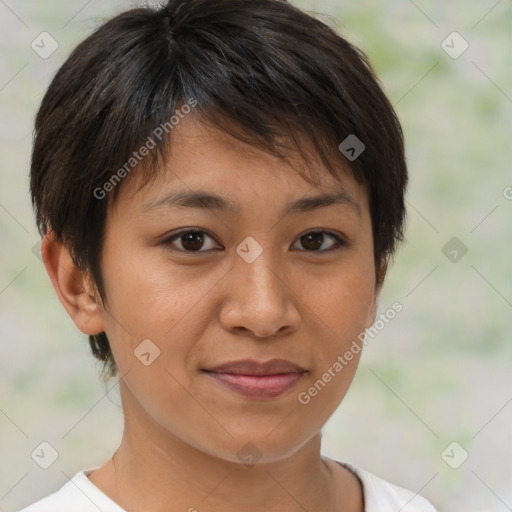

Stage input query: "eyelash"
[{"left": 160, "top": 228, "right": 348, "bottom": 255}]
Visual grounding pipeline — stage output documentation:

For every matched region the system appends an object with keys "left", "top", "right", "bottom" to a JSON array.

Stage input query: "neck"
[
  {"left": 87, "top": 380, "right": 362, "bottom": 512},
  {"left": 110, "top": 423, "right": 336, "bottom": 512}
]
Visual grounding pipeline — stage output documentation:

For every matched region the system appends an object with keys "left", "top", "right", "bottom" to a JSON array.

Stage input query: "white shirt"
[{"left": 16, "top": 462, "right": 438, "bottom": 511}]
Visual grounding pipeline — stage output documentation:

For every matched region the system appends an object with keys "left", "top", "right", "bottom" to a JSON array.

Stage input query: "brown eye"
[
  {"left": 300, "top": 232, "right": 325, "bottom": 251},
  {"left": 180, "top": 231, "right": 206, "bottom": 251},
  {"left": 162, "top": 230, "right": 219, "bottom": 252},
  {"left": 161, "top": 229, "right": 347, "bottom": 255},
  {"left": 293, "top": 230, "right": 347, "bottom": 253}
]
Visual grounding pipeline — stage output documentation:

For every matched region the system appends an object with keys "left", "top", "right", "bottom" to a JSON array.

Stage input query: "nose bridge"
[
  {"left": 234, "top": 235, "right": 283, "bottom": 303},
  {"left": 220, "top": 234, "right": 299, "bottom": 337}
]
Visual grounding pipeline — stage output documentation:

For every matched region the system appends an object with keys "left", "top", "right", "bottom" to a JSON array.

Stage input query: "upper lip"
[{"left": 203, "top": 358, "right": 307, "bottom": 376}]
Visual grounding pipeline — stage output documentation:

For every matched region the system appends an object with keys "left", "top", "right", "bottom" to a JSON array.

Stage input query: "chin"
[{"left": 203, "top": 425, "right": 317, "bottom": 467}]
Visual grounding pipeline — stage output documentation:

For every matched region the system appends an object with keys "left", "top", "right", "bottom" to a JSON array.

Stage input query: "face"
[{"left": 95, "top": 115, "right": 381, "bottom": 464}]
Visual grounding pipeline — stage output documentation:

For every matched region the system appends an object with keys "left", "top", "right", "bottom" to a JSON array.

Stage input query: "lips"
[{"left": 202, "top": 359, "right": 307, "bottom": 399}]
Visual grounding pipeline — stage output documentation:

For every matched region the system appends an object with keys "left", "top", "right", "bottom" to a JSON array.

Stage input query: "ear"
[
  {"left": 41, "top": 230, "right": 105, "bottom": 336},
  {"left": 366, "top": 256, "right": 388, "bottom": 328}
]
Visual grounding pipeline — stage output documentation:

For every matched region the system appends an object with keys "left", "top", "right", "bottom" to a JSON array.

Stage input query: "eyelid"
[
  {"left": 160, "top": 228, "right": 348, "bottom": 254},
  {"left": 160, "top": 228, "right": 220, "bottom": 253},
  {"left": 292, "top": 229, "right": 348, "bottom": 253}
]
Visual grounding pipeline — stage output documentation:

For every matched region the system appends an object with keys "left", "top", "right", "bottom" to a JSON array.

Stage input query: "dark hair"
[{"left": 30, "top": 0, "right": 408, "bottom": 382}]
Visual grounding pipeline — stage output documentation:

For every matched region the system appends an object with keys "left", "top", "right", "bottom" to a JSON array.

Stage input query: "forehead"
[{"left": 109, "top": 114, "right": 368, "bottom": 219}]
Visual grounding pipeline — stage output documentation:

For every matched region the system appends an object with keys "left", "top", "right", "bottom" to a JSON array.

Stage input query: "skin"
[{"left": 42, "top": 114, "right": 386, "bottom": 512}]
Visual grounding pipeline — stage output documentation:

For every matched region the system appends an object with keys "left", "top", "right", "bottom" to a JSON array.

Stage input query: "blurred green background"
[{"left": 1, "top": 1, "right": 511, "bottom": 511}]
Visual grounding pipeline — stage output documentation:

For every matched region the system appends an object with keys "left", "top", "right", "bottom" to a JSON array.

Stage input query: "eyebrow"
[{"left": 141, "top": 188, "right": 362, "bottom": 218}]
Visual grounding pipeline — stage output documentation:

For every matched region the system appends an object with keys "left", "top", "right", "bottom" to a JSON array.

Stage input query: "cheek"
[
  {"left": 291, "top": 290, "right": 370, "bottom": 438},
  {"left": 99, "top": 248, "right": 224, "bottom": 403},
  {"left": 306, "top": 261, "right": 376, "bottom": 343},
  {"left": 101, "top": 246, "right": 210, "bottom": 340},
  {"left": 281, "top": 257, "right": 375, "bottom": 429}
]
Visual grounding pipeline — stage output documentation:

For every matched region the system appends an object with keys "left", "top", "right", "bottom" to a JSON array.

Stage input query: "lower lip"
[{"left": 205, "top": 372, "right": 305, "bottom": 399}]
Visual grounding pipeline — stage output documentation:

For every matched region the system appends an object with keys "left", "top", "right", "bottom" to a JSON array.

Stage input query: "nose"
[{"left": 218, "top": 245, "right": 301, "bottom": 339}]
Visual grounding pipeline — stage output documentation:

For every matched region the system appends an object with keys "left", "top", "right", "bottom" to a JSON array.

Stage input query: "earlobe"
[
  {"left": 366, "top": 256, "right": 388, "bottom": 328},
  {"left": 367, "top": 294, "right": 379, "bottom": 329},
  {"left": 41, "top": 231, "right": 105, "bottom": 336},
  {"left": 376, "top": 255, "right": 388, "bottom": 290}
]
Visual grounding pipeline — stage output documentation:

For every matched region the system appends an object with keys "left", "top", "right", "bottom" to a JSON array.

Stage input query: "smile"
[{"left": 202, "top": 358, "right": 307, "bottom": 400}]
